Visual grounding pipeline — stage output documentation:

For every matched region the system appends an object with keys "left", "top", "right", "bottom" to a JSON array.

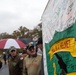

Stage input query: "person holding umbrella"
[{"left": 8, "top": 46, "right": 23, "bottom": 75}]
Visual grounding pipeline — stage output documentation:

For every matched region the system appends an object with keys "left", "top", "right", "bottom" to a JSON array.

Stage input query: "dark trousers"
[{"left": 0, "top": 61, "right": 2, "bottom": 68}]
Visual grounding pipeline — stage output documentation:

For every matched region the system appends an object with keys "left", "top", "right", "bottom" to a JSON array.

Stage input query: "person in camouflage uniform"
[
  {"left": 8, "top": 46, "right": 23, "bottom": 75},
  {"left": 23, "top": 42, "right": 42, "bottom": 75}
]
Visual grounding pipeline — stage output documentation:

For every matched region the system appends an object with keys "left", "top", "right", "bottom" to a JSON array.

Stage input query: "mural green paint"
[{"left": 45, "top": 22, "right": 76, "bottom": 75}]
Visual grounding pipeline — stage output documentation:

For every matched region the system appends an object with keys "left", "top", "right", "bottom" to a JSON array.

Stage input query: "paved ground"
[{"left": 0, "top": 62, "right": 9, "bottom": 75}]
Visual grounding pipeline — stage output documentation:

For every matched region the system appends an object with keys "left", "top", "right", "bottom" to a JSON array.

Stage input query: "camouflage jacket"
[{"left": 8, "top": 55, "right": 23, "bottom": 75}]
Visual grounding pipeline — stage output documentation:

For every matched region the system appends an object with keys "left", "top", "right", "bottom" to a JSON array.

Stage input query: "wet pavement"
[{"left": 0, "top": 63, "right": 9, "bottom": 75}]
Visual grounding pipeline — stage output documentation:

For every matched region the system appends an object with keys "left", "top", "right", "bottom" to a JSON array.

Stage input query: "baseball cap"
[
  {"left": 26, "top": 42, "right": 34, "bottom": 51},
  {"left": 9, "top": 46, "right": 16, "bottom": 52}
]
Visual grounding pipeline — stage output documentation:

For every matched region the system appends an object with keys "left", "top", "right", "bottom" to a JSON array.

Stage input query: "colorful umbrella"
[{"left": 0, "top": 39, "right": 26, "bottom": 49}]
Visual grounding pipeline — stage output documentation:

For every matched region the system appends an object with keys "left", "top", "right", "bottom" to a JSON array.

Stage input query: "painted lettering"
[{"left": 51, "top": 39, "right": 70, "bottom": 52}]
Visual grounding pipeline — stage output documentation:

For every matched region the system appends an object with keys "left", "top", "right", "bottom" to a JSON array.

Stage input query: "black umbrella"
[{"left": 19, "top": 38, "right": 33, "bottom": 45}]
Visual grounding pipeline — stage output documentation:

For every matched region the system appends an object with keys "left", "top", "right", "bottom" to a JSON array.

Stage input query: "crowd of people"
[{"left": 0, "top": 37, "right": 44, "bottom": 75}]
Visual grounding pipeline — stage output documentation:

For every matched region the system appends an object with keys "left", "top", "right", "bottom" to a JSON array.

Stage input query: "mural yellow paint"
[
  {"left": 67, "top": 72, "right": 76, "bottom": 75},
  {"left": 53, "top": 63, "right": 56, "bottom": 75},
  {"left": 49, "top": 38, "right": 76, "bottom": 59}
]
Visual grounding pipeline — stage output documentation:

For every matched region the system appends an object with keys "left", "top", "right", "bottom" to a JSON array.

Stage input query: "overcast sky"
[{"left": 0, "top": 0, "right": 48, "bottom": 34}]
